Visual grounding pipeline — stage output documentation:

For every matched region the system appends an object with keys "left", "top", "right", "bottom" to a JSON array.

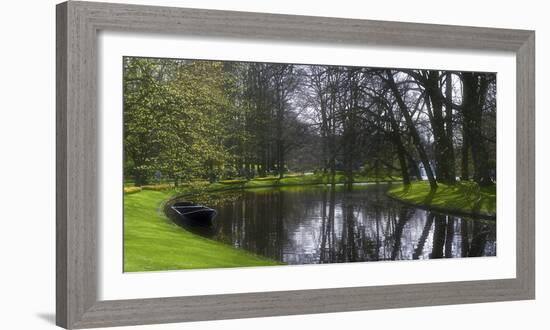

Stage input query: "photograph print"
[{"left": 123, "top": 57, "right": 496, "bottom": 272}]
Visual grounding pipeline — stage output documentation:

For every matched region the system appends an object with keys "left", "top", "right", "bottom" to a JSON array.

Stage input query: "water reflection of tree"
[
  {"left": 413, "top": 213, "right": 434, "bottom": 259},
  {"left": 468, "top": 220, "right": 491, "bottom": 257},
  {"left": 212, "top": 190, "right": 290, "bottom": 261},
  {"left": 182, "top": 186, "right": 496, "bottom": 264},
  {"left": 430, "top": 215, "right": 447, "bottom": 258},
  {"left": 341, "top": 193, "right": 358, "bottom": 262},
  {"left": 390, "top": 207, "right": 413, "bottom": 260},
  {"left": 317, "top": 186, "right": 416, "bottom": 263},
  {"left": 411, "top": 214, "right": 492, "bottom": 259},
  {"left": 319, "top": 186, "right": 337, "bottom": 263},
  {"left": 445, "top": 217, "right": 455, "bottom": 258},
  {"left": 457, "top": 217, "right": 492, "bottom": 258}
]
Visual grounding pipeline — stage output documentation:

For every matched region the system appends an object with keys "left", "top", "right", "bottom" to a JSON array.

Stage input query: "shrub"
[
  {"left": 141, "top": 184, "right": 173, "bottom": 191},
  {"left": 186, "top": 180, "right": 211, "bottom": 193},
  {"left": 253, "top": 176, "right": 278, "bottom": 181},
  {"left": 219, "top": 179, "right": 248, "bottom": 185},
  {"left": 123, "top": 186, "right": 142, "bottom": 194}
]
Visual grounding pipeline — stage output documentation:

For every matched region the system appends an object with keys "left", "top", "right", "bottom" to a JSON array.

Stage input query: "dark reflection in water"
[{"left": 167, "top": 184, "right": 496, "bottom": 265}]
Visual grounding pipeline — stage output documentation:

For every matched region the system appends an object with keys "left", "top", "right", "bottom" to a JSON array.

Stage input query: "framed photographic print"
[{"left": 56, "top": 1, "right": 535, "bottom": 328}]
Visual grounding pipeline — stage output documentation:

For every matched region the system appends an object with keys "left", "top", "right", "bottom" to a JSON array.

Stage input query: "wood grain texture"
[
  {"left": 515, "top": 32, "right": 536, "bottom": 298},
  {"left": 57, "top": 1, "right": 99, "bottom": 327},
  {"left": 56, "top": 3, "right": 68, "bottom": 328},
  {"left": 56, "top": 1, "right": 536, "bottom": 328},
  {"left": 78, "top": 1, "right": 532, "bottom": 51}
]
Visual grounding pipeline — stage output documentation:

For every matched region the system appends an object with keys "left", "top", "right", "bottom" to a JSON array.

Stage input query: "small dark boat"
[{"left": 171, "top": 202, "right": 217, "bottom": 226}]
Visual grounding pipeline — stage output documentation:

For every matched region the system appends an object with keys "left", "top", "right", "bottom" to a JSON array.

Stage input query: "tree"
[
  {"left": 462, "top": 72, "right": 493, "bottom": 186},
  {"left": 385, "top": 70, "right": 438, "bottom": 190},
  {"left": 123, "top": 58, "right": 496, "bottom": 190},
  {"left": 124, "top": 58, "right": 233, "bottom": 185}
]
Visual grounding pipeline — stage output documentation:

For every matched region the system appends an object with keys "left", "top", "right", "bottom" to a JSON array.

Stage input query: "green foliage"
[
  {"left": 123, "top": 59, "right": 497, "bottom": 196},
  {"left": 124, "top": 190, "right": 281, "bottom": 271},
  {"left": 124, "top": 58, "right": 235, "bottom": 185},
  {"left": 387, "top": 181, "right": 496, "bottom": 217}
]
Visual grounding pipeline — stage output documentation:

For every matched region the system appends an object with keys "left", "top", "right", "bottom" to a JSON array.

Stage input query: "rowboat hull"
[{"left": 171, "top": 202, "right": 217, "bottom": 226}]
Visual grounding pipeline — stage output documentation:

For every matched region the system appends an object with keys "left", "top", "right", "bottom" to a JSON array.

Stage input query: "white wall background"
[{"left": 0, "top": 0, "right": 546, "bottom": 329}]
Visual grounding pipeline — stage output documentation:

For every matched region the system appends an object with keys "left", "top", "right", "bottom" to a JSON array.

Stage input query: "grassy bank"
[
  {"left": 125, "top": 172, "right": 400, "bottom": 190},
  {"left": 124, "top": 190, "right": 281, "bottom": 272},
  {"left": 387, "top": 181, "right": 496, "bottom": 219},
  {"left": 124, "top": 173, "right": 401, "bottom": 271},
  {"left": 199, "top": 172, "right": 399, "bottom": 191}
]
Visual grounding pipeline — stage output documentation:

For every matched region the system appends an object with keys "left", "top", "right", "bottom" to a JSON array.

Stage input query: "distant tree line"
[{"left": 123, "top": 57, "right": 496, "bottom": 189}]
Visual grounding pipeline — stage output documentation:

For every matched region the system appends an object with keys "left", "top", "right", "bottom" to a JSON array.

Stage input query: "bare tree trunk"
[
  {"left": 424, "top": 70, "right": 456, "bottom": 184},
  {"left": 275, "top": 78, "right": 285, "bottom": 179},
  {"left": 386, "top": 70, "right": 438, "bottom": 190},
  {"left": 406, "top": 151, "right": 421, "bottom": 180},
  {"left": 462, "top": 73, "right": 492, "bottom": 186},
  {"left": 444, "top": 73, "right": 457, "bottom": 183},
  {"left": 385, "top": 103, "right": 411, "bottom": 185},
  {"left": 343, "top": 70, "right": 359, "bottom": 191},
  {"left": 425, "top": 71, "right": 449, "bottom": 183},
  {"left": 461, "top": 127, "right": 470, "bottom": 180}
]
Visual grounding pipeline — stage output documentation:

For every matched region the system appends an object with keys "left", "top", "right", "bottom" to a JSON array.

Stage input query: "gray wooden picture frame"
[{"left": 56, "top": 1, "right": 535, "bottom": 328}]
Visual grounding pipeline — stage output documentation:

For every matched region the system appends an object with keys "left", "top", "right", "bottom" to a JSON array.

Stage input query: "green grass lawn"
[
  {"left": 124, "top": 190, "right": 281, "bottom": 272},
  {"left": 387, "top": 181, "right": 496, "bottom": 218}
]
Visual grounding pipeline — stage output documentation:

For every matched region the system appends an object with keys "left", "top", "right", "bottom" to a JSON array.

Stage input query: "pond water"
[{"left": 166, "top": 184, "right": 496, "bottom": 265}]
